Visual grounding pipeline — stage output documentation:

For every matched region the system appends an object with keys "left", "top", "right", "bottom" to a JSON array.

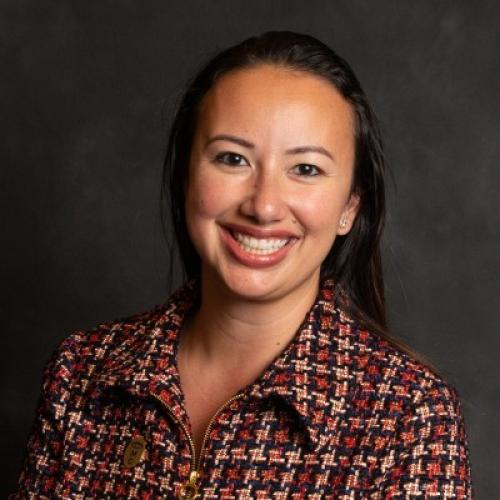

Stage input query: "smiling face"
[{"left": 185, "top": 64, "right": 359, "bottom": 302}]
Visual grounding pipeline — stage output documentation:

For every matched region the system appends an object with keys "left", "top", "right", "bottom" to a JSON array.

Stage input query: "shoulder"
[
  {"left": 343, "top": 325, "right": 473, "bottom": 495},
  {"left": 345, "top": 320, "right": 463, "bottom": 416},
  {"left": 39, "top": 280, "right": 198, "bottom": 404},
  {"left": 39, "top": 304, "right": 165, "bottom": 394},
  {"left": 345, "top": 321, "right": 471, "bottom": 465}
]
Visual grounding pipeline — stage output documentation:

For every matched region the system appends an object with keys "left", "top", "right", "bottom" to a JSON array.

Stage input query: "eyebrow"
[{"left": 205, "top": 134, "right": 335, "bottom": 161}]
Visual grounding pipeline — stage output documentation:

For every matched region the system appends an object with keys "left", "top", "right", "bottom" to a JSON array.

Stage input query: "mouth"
[
  {"left": 229, "top": 229, "right": 292, "bottom": 255},
  {"left": 219, "top": 223, "right": 298, "bottom": 268}
]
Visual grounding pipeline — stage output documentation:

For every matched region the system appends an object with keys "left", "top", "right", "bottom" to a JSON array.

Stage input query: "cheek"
[
  {"left": 185, "top": 170, "right": 236, "bottom": 225},
  {"left": 294, "top": 191, "right": 341, "bottom": 237}
]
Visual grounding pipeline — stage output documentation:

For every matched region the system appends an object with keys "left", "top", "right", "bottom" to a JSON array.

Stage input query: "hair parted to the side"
[{"left": 161, "top": 31, "right": 432, "bottom": 366}]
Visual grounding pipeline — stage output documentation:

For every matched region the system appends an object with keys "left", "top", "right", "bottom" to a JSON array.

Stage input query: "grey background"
[{"left": 2, "top": 1, "right": 498, "bottom": 497}]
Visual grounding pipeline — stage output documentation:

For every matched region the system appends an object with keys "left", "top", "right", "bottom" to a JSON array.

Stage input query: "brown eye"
[
  {"left": 293, "top": 164, "right": 320, "bottom": 176},
  {"left": 215, "top": 152, "right": 248, "bottom": 166}
]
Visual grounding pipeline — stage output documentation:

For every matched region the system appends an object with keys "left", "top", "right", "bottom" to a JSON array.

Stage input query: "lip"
[
  {"left": 221, "top": 222, "right": 299, "bottom": 239},
  {"left": 219, "top": 224, "right": 298, "bottom": 269}
]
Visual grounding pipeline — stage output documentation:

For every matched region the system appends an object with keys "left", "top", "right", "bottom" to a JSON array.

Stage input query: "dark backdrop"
[{"left": 2, "top": 1, "right": 498, "bottom": 497}]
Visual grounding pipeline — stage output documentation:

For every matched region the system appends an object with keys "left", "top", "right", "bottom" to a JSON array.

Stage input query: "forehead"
[{"left": 195, "top": 64, "right": 355, "bottom": 153}]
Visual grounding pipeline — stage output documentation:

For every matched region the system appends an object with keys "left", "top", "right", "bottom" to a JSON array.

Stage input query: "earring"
[{"left": 339, "top": 216, "right": 348, "bottom": 229}]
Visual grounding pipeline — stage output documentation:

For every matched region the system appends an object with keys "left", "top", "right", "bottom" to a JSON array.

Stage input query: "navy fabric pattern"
[{"left": 13, "top": 279, "right": 473, "bottom": 498}]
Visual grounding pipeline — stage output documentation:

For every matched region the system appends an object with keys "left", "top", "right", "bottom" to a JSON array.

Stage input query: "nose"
[{"left": 239, "top": 170, "right": 287, "bottom": 224}]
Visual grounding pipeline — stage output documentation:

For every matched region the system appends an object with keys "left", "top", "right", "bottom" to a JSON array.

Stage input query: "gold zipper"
[{"left": 151, "top": 391, "right": 246, "bottom": 499}]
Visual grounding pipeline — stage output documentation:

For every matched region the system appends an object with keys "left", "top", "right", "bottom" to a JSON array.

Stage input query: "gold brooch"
[{"left": 123, "top": 435, "right": 147, "bottom": 468}]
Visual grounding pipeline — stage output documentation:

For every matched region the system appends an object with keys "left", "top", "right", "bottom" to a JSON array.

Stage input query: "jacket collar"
[
  {"left": 91, "top": 278, "right": 357, "bottom": 453},
  {"left": 245, "top": 280, "right": 357, "bottom": 452}
]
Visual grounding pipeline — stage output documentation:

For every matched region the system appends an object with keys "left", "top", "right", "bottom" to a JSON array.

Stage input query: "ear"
[{"left": 337, "top": 192, "right": 361, "bottom": 236}]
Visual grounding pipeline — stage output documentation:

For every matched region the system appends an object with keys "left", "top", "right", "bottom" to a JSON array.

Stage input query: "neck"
[{"left": 179, "top": 269, "right": 320, "bottom": 386}]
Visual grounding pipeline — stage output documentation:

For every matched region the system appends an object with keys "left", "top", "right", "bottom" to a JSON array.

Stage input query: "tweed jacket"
[{"left": 14, "top": 279, "right": 472, "bottom": 499}]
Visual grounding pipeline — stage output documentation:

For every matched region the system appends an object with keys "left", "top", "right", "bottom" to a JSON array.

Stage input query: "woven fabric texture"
[{"left": 13, "top": 279, "right": 473, "bottom": 499}]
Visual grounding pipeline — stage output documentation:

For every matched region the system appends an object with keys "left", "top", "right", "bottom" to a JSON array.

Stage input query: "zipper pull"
[{"left": 178, "top": 470, "right": 200, "bottom": 499}]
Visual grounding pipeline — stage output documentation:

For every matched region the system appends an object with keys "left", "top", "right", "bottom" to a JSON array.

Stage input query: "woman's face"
[{"left": 185, "top": 64, "right": 359, "bottom": 301}]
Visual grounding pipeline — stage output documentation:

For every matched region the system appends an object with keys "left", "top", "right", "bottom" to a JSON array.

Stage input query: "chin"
[
  {"left": 225, "top": 273, "right": 283, "bottom": 300},
  {"left": 202, "top": 264, "right": 282, "bottom": 301},
  {"left": 212, "top": 264, "right": 318, "bottom": 303}
]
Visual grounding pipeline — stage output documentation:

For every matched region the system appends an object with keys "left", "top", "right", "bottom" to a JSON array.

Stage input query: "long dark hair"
[{"left": 161, "top": 31, "right": 430, "bottom": 365}]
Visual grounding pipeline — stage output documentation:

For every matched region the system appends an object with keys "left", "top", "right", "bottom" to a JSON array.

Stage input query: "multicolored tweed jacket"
[{"left": 14, "top": 279, "right": 473, "bottom": 499}]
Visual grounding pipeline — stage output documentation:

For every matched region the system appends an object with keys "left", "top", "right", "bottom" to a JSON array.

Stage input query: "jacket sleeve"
[
  {"left": 11, "top": 335, "right": 81, "bottom": 499},
  {"left": 376, "top": 384, "right": 473, "bottom": 498}
]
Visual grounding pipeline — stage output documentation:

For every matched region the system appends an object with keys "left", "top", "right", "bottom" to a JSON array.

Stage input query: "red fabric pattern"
[{"left": 13, "top": 279, "right": 473, "bottom": 498}]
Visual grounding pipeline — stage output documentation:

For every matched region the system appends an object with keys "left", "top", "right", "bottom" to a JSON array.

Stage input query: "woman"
[{"left": 15, "top": 31, "right": 472, "bottom": 498}]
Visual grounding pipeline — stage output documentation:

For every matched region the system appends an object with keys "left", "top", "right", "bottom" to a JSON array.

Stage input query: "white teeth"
[{"left": 232, "top": 231, "right": 290, "bottom": 254}]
